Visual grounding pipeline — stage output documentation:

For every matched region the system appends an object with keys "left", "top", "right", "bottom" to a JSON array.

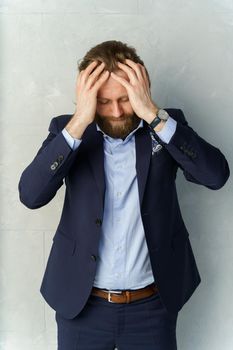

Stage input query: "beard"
[{"left": 94, "top": 111, "right": 142, "bottom": 140}]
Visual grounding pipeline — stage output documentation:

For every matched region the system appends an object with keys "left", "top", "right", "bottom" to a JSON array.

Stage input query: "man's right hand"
[{"left": 65, "top": 61, "right": 109, "bottom": 139}]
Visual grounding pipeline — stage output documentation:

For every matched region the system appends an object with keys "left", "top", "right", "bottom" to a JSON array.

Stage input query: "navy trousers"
[{"left": 55, "top": 291, "right": 178, "bottom": 349}]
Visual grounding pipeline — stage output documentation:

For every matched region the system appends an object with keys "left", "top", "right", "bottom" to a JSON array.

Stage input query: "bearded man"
[{"left": 18, "top": 40, "right": 230, "bottom": 350}]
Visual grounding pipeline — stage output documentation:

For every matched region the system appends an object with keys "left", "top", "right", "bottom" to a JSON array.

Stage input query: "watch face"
[{"left": 158, "top": 109, "right": 169, "bottom": 120}]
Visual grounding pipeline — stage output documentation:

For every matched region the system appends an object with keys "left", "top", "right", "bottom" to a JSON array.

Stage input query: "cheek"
[
  {"left": 96, "top": 105, "right": 109, "bottom": 115},
  {"left": 126, "top": 102, "right": 134, "bottom": 112}
]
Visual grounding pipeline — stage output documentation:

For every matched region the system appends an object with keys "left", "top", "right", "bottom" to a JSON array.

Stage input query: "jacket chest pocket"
[{"left": 150, "top": 147, "right": 174, "bottom": 167}]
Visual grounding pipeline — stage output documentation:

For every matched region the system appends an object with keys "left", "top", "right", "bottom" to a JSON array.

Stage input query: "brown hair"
[{"left": 77, "top": 40, "right": 151, "bottom": 88}]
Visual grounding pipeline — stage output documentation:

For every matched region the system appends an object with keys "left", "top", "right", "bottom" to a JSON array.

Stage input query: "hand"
[
  {"left": 110, "top": 59, "right": 159, "bottom": 124},
  {"left": 74, "top": 60, "right": 110, "bottom": 125}
]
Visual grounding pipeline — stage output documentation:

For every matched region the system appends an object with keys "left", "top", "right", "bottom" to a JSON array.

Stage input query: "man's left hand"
[{"left": 110, "top": 59, "right": 159, "bottom": 125}]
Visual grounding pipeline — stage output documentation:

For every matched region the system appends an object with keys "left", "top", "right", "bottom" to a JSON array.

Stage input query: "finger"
[
  {"left": 138, "top": 64, "right": 150, "bottom": 90},
  {"left": 76, "top": 70, "right": 84, "bottom": 84},
  {"left": 81, "top": 60, "right": 99, "bottom": 81},
  {"left": 117, "top": 61, "right": 137, "bottom": 84},
  {"left": 124, "top": 59, "right": 144, "bottom": 82},
  {"left": 86, "top": 62, "right": 106, "bottom": 88},
  {"left": 110, "top": 72, "right": 131, "bottom": 90},
  {"left": 92, "top": 70, "right": 110, "bottom": 91}
]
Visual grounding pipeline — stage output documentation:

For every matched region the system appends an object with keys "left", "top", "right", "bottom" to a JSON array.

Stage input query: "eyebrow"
[{"left": 97, "top": 95, "right": 128, "bottom": 101}]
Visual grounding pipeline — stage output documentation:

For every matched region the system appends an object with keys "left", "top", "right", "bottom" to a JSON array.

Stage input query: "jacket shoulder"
[{"left": 164, "top": 108, "right": 188, "bottom": 125}]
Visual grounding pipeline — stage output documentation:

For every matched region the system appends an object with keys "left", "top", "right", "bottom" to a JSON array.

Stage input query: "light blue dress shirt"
[{"left": 61, "top": 116, "right": 177, "bottom": 290}]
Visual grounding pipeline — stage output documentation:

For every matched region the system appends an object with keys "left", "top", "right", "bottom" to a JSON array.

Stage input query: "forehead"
[{"left": 97, "top": 69, "right": 129, "bottom": 99}]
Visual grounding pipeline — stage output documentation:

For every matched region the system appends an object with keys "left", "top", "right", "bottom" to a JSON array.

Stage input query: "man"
[{"left": 18, "top": 40, "right": 230, "bottom": 349}]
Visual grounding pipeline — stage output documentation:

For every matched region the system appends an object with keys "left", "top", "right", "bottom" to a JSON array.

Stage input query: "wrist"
[
  {"left": 146, "top": 107, "right": 168, "bottom": 132},
  {"left": 153, "top": 120, "right": 166, "bottom": 132},
  {"left": 65, "top": 116, "right": 89, "bottom": 139},
  {"left": 145, "top": 106, "right": 160, "bottom": 124}
]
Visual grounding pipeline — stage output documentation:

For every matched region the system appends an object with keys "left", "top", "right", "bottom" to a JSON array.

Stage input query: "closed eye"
[
  {"left": 97, "top": 98, "right": 129, "bottom": 104},
  {"left": 98, "top": 101, "right": 108, "bottom": 105}
]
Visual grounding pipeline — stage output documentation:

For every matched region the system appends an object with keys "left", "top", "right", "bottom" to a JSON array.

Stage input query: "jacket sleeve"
[
  {"left": 18, "top": 116, "right": 83, "bottom": 209},
  {"left": 159, "top": 109, "right": 230, "bottom": 190}
]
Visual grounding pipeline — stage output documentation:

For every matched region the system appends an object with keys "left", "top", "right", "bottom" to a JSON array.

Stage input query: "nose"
[{"left": 111, "top": 101, "right": 123, "bottom": 118}]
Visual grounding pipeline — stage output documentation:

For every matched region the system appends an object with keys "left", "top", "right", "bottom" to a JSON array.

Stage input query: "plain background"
[{"left": 0, "top": 0, "right": 232, "bottom": 349}]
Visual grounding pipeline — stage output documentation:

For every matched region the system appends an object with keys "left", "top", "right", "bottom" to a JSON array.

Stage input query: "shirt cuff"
[
  {"left": 62, "top": 127, "right": 82, "bottom": 150},
  {"left": 155, "top": 116, "right": 177, "bottom": 144}
]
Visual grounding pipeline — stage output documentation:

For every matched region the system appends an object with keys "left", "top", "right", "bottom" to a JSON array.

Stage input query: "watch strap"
[{"left": 149, "top": 115, "right": 161, "bottom": 129}]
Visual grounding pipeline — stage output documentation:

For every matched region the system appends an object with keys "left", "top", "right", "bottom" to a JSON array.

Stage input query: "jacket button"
[
  {"left": 58, "top": 155, "right": 64, "bottom": 162},
  {"left": 95, "top": 218, "right": 102, "bottom": 226},
  {"left": 91, "top": 254, "right": 97, "bottom": 261}
]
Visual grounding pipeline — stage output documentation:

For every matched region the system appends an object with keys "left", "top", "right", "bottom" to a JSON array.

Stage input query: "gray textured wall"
[{"left": 1, "top": 1, "right": 232, "bottom": 349}]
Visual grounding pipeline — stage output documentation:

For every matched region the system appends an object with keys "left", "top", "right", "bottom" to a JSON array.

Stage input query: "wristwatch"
[{"left": 148, "top": 109, "right": 169, "bottom": 130}]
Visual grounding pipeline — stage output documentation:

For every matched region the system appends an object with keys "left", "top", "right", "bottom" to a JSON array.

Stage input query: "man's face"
[{"left": 95, "top": 69, "right": 141, "bottom": 139}]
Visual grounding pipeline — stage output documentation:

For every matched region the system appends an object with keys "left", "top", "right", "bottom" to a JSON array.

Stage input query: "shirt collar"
[{"left": 96, "top": 119, "right": 144, "bottom": 143}]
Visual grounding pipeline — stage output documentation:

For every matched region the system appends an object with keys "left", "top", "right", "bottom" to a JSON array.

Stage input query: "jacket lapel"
[
  {"left": 82, "top": 123, "right": 106, "bottom": 210},
  {"left": 135, "top": 123, "right": 152, "bottom": 207}
]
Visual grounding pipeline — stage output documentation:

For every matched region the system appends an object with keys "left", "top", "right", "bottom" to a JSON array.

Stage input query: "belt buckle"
[
  {"left": 108, "top": 292, "right": 114, "bottom": 303},
  {"left": 107, "top": 290, "right": 122, "bottom": 303}
]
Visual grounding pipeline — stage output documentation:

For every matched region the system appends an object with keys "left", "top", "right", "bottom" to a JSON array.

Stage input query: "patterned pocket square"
[{"left": 150, "top": 131, "right": 164, "bottom": 156}]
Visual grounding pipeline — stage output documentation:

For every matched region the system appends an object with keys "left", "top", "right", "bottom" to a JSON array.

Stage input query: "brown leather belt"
[{"left": 91, "top": 282, "right": 159, "bottom": 304}]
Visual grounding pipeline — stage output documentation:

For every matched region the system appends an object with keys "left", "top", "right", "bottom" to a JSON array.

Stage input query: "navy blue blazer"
[{"left": 18, "top": 108, "right": 230, "bottom": 319}]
